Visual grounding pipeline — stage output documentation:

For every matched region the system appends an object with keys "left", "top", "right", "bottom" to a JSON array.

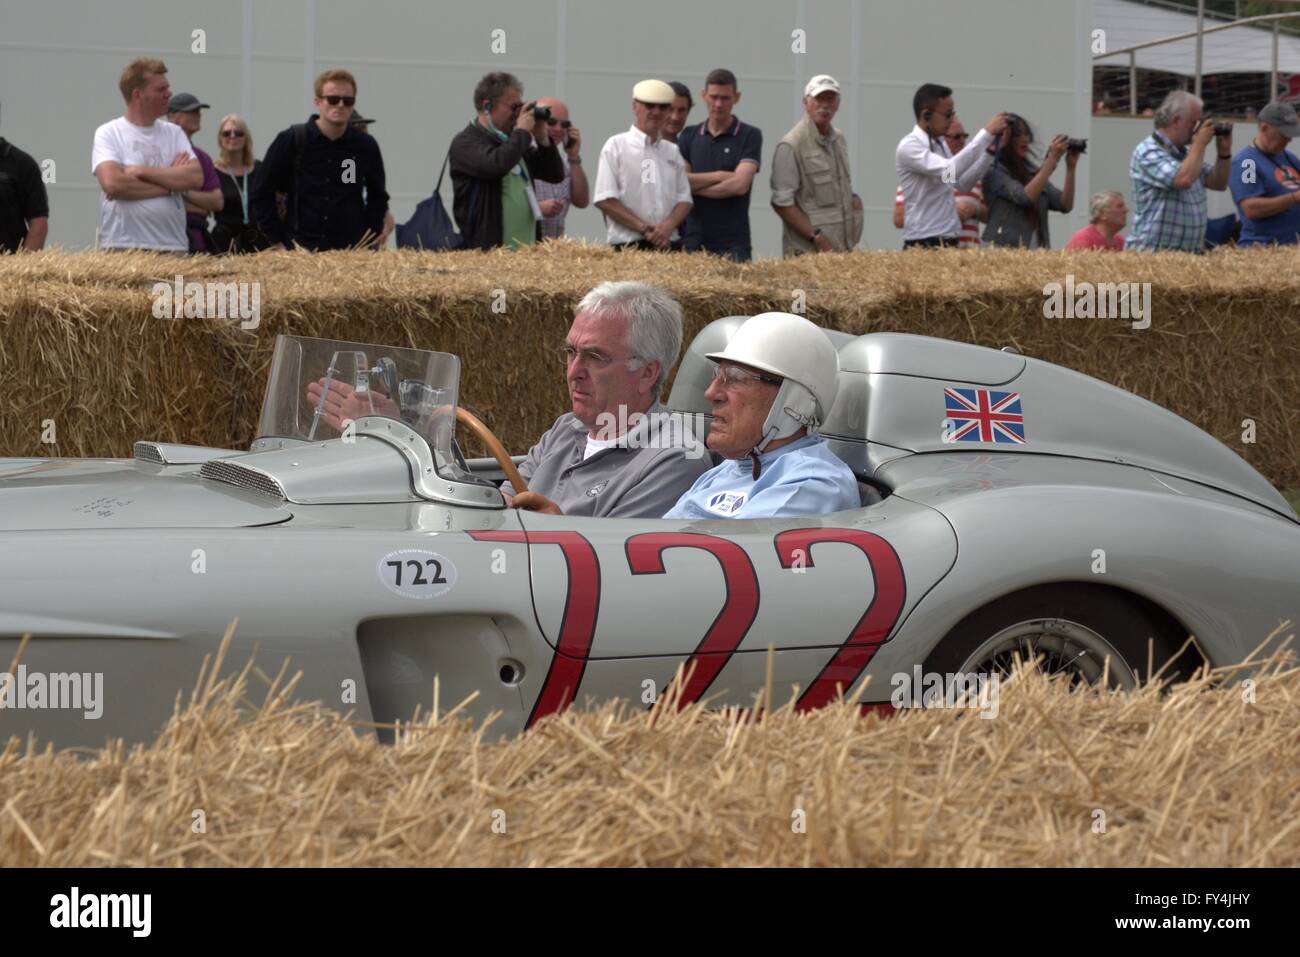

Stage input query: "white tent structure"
[{"left": 1094, "top": 0, "right": 1300, "bottom": 75}]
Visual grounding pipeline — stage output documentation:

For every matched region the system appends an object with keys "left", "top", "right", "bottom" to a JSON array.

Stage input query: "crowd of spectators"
[{"left": 1, "top": 56, "right": 1297, "bottom": 256}]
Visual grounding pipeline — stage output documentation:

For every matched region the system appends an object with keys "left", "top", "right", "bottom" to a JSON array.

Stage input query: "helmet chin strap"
[{"left": 748, "top": 380, "right": 821, "bottom": 477}]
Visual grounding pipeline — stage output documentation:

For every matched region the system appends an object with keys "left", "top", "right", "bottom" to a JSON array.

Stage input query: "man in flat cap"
[
  {"left": 166, "top": 92, "right": 224, "bottom": 253},
  {"left": 593, "top": 78, "right": 692, "bottom": 250}
]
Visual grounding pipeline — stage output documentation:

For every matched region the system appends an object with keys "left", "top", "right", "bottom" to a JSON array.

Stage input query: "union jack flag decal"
[{"left": 942, "top": 387, "right": 1026, "bottom": 444}]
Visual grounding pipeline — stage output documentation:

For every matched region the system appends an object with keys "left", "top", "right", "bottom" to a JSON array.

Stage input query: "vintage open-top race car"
[{"left": 2, "top": 321, "right": 1297, "bottom": 748}]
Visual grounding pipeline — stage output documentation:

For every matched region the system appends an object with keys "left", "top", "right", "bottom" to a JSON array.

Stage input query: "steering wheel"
[{"left": 455, "top": 407, "right": 529, "bottom": 494}]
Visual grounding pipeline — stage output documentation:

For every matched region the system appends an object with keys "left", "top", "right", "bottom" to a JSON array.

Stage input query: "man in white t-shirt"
[{"left": 92, "top": 58, "right": 203, "bottom": 251}]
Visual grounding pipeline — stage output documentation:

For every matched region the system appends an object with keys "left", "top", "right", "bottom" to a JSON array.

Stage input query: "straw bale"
[
  {"left": 0, "top": 244, "right": 1297, "bottom": 485},
  {"left": 1, "top": 629, "right": 1297, "bottom": 867}
]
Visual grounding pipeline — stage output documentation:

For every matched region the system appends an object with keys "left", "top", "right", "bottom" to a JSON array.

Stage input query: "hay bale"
[
  {"left": 1, "top": 635, "right": 1297, "bottom": 866},
  {"left": 1, "top": 244, "right": 1296, "bottom": 487}
]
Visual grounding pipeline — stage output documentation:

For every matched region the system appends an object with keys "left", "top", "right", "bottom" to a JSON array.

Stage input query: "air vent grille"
[{"left": 199, "top": 460, "right": 287, "bottom": 501}]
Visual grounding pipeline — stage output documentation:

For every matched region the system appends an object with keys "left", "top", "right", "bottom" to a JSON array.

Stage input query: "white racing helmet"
[{"left": 707, "top": 312, "right": 840, "bottom": 453}]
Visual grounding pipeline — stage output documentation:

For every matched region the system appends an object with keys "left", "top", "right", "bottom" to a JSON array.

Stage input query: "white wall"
[{"left": 0, "top": 0, "right": 1095, "bottom": 256}]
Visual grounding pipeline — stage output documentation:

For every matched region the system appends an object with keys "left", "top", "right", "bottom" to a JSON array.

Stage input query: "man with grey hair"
[
  {"left": 1065, "top": 190, "right": 1127, "bottom": 250},
  {"left": 1128, "top": 89, "right": 1231, "bottom": 252},
  {"left": 505, "top": 281, "right": 711, "bottom": 518}
]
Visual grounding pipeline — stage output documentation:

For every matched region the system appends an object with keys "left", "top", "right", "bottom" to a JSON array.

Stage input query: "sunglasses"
[
  {"left": 547, "top": 118, "right": 573, "bottom": 129},
  {"left": 636, "top": 101, "right": 671, "bottom": 112},
  {"left": 323, "top": 95, "right": 356, "bottom": 107},
  {"left": 220, "top": 129, "right": 245, "bottom": 138}
]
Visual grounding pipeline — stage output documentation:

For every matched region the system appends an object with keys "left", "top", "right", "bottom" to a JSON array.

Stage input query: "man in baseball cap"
[
  {"left": 770, "top": 74, "right": 864, "bottom": 256},
  {"left": 165, "top": 92, "right": 223, "bottom": 252},
  {"left": 593, "top": 78, "right": 692, "bottom": 250},
  {"left": 1229, "top": 100, "right": 1300, "bottom": 246}
]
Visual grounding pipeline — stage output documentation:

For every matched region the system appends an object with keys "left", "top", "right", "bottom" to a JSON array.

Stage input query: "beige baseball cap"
[
  {"left": 804, "top": 75, "right": 841, "bottom": 98},
  {"left": 632, "top": 79, "right": 675, "bottom": 104}
]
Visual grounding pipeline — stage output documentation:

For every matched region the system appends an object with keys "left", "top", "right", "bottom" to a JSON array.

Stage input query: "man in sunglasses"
[
  {"left": 251, "top": 68, "right": 389, "bottom": 251},
  {"left": 593, "top": 79, "right": 693, "bottom": 250},
  {"left": 504, "top": 281, "right": 711, "bottom": 518},
  {"left": 892, "top": 117, "right": 986, "bottom": 249},
  {"left": 895, "top": 82, "right": 1007, "bottom": 249},
  {"left": 532, "top": 97, "right": 589, "bottom": 239},
  {"left": 664, "top": 312, "right": 858, "bottom": 520}
]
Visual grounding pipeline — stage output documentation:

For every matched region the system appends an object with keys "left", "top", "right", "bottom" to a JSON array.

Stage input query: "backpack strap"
[
  {"left": 290, "top": 123, "right": 308, "bottom": 240},
  {"left": 435, "top": 149, "right": 451, "bottom": 194}
]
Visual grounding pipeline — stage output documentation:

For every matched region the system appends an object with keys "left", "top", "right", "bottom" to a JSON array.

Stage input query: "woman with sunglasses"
[{"left": 210, "top": 114, "right": 269, "bottom": 253}]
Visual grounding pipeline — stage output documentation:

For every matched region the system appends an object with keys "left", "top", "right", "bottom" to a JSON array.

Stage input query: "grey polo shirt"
[{"left": 501, "top": 402, "right": 712, "bottom": 518}]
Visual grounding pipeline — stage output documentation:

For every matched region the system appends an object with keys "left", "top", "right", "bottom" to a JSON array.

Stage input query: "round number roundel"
[{"left": 377, "top": 549, "right": 458, "bottom": 599}]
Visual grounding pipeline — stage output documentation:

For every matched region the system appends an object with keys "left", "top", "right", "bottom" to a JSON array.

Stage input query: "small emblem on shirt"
[
  {"left": 585, "top": 480, "right": 609, "bottom": 497},
  {"left": 706, "top": 491, "right": 748, "bottom": 515}
]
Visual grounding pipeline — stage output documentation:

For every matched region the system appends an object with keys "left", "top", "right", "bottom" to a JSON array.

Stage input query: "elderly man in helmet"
[{"left": 664, "top": 312, "right": 859, "bottom": 520}]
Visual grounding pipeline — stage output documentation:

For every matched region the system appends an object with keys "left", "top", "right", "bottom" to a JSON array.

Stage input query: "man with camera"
[
  {"left": 532, "top": 97, "right": 589, "bottom": 240},
  {"left": 1129, "top": 90, "right": 1231, "bottom": 252},
  {"left": 448, "top": 72, "right": 566, "bottom": 250},
  {"left": 895, "top": 83, "right": 1008, "bottom": 249}
]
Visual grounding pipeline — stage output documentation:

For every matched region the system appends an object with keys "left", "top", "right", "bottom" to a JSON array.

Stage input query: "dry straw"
[
  {"left": 1, "top": 244, "right": 1297, "bottom": 486},
  {"left": 1, "top": 621, "right": 1297, "bottom": 867}
]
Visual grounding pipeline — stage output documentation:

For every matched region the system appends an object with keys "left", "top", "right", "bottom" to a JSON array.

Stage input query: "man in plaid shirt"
[{"left": 1129, "top": 90, "right": 1232, "bottom": 252}]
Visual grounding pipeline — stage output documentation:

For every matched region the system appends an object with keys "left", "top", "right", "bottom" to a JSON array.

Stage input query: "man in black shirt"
[
  {"left": 251, "top": 69, "right": 388, "bottom": 251},
  {"left": 0, "top": 120, "right": 49, "bottom": 252}
]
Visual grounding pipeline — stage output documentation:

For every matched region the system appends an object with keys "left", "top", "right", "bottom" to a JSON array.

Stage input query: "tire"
[{"left": 923, "top": 583, "right": 1199, "bottom": 690}]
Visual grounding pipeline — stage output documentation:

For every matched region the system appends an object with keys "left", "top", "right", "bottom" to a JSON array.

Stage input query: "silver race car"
[{"left": 2, "top": 320, "right": 1296, "bottom": 748}]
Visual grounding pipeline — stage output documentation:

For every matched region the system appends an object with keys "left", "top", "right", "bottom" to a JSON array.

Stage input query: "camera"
[
  {"left": 531, "top": 104, "right": 552, "bottom": 123},
  {"left": 1213, "top": 121, "right": 1233, "bottom": 136},
  {"left": 1066, "top": 138, "right": 1088, "bottom": 154}
]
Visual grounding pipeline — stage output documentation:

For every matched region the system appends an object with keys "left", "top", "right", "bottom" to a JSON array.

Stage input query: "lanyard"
[{"left": 230, "top": 169, "right": 249, "bottom": 223}]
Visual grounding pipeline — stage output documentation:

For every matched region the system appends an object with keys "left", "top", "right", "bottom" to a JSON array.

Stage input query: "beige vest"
[{"left": 780, "top": 114, "right": 863, "bottom": 255}]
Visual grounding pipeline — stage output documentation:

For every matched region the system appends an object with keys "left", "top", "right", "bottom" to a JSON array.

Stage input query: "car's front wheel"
[{"left": 923, "top": 584, "right": 1198, "bottom": 690}]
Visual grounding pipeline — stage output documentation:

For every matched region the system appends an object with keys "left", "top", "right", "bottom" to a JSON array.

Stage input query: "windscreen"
[{"left": 257, "top": 334, "right": 463, "bottom": 474}]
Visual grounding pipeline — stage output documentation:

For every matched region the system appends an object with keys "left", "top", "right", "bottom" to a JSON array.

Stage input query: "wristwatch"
[
  {"left": 569, "top": 155, "right": 582, "bottom": 165},
  {"left": 810, "top": 227, "right": 823, "bottom": 242}
]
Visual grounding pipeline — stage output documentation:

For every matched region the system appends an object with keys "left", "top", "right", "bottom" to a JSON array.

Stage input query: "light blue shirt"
[{"left": 664, "top": 435, "right": 860, "bottom": 520}]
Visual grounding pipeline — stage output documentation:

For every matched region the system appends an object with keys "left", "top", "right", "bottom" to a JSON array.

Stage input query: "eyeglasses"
[
  {"left": 323, "top": 95, "right": 356, "bottom": 107},
  {"left": 547, "top": 118, "right": 573, "bottom": 129},
  {"left": 636, "top": 101, "right": 671, "bottom": 112},
  {"left": 948, "top": 133, "right": 968, "bottom": 142},
  {"left": 221, "top": 129, "right": 245, "bottom": 138},
  {"left": 559, "top": 345, "right": 641, "bottom": 367},
  {"left": 711, "top": 363, "right": 781, "bottom": 388}
]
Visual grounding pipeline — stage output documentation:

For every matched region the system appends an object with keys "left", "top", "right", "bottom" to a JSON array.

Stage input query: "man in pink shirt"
[{"left": 1065, "top": 190, "right": 1127, "bottom": 250}]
